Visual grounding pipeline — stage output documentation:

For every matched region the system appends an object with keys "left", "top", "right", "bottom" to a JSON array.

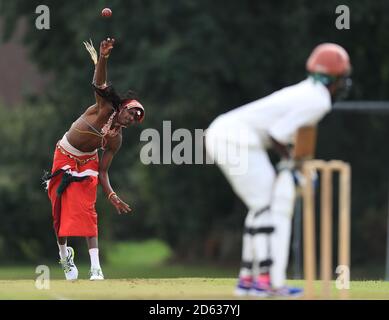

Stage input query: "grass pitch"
[
  {"left": 0, "top": 236, "right": 388, "bottom": 300},
  {"left": 1, "top": 278, "right": 389, "bottom": 300}
]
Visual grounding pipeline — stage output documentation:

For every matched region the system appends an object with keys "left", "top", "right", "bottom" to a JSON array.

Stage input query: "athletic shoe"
[
  {"left": 269, "top": 286, "right": 304, "bottom": 298},
  {"left": 234, "top": 276, "right": 253, "bottom": 296},
  {"left": 249, "top": 278, "right": 272, "bottom": 298},
  {"left": 89, "top": 267, "right": 104, "bottom": 281},
  {"left": 59, "top": 247, "right": 78, "bottom": 281}
]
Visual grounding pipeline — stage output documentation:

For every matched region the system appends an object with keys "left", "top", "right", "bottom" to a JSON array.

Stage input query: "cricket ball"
[{"left": 101, "top": 8, "right": 112, "bottom": 18}]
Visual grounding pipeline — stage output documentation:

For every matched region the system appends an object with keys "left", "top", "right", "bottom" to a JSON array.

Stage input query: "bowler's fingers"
[
  {"left": 109, "top": 194, "right": 130, "bottom": 214},
  {"left": 122, "top": 200, "right": 130, "bottom": 210},
  {"left": 113, "top": 198, "right": 131, "bottom": 214},
  {"left": 118, "top": 206, "right": 129, "bottom": 214},
  {"left": 121, "top": 204, "right": 131, "bottom": 213},
  {"left": 119, "top": 202, "right": 131, "bottom": 214}
]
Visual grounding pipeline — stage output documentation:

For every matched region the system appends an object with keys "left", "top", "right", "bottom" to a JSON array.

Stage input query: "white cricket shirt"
[{"left": 208, "top": 77, "right": 332, "bottom": 148}]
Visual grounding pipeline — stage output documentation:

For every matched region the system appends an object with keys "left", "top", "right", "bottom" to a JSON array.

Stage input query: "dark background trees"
[{"left": 1, "top": 0, "right": 389, "bottom": 276}]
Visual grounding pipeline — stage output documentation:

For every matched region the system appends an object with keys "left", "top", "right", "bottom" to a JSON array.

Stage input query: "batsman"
[{"left": 205, "top": 43, "right": 351, "bottom": 297}]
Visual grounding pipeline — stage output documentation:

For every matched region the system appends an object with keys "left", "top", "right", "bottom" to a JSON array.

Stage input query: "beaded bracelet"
[{"left": 108, "top": 192, "right": 117, "bottom": 200}]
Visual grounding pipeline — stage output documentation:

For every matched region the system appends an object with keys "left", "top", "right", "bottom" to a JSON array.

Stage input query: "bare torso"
[
  {"left": 66, "top": 103, "right": 122, "bottom": 153},
  {"left": 59, "top": 37, "right": 132, "bottom": 215}
]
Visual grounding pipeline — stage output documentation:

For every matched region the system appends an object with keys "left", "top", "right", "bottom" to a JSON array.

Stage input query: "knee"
[
  {"left": 271, "top": 170, "right": 296, "bottom": 218},
  {"left": 245, "top": 206, "right": 271, "bottom": 227}
]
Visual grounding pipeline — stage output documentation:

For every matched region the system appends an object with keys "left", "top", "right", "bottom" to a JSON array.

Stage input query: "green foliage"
[
  {"left": 1, "top": 0, "right": 389, "bottom": 271},
  {"left": 0, "top": 104, "right": 58, "bottom": 261},
  {"left": 105, "top": 239, "right": 172, "bottom": 266}
]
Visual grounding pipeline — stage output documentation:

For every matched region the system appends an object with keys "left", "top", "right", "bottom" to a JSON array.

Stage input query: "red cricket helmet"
[{"left": 306, "top": 43, "right": 351, "bottom": 77}]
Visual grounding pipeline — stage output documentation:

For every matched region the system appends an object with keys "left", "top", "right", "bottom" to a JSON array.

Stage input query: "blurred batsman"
[
  {"left": 43, "top": 38, "right": 145, "bottom": 281},
  {"left": 205, "top": 43, "right": 351, "bottom": 297}
]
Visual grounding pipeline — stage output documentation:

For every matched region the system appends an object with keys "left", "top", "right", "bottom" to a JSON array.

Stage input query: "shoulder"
[
  {"left": 84, "top": 103, "right": 115, "bottom": 116},
  {"left": 304, "top": 78, "right": 331, "bottom": 101},
  {"left": 97, "top": 101, "right": 115, "bottom": 117},
  {"left": 82, "top": 104, "right": 111, "bottom": 122},
  {"left": 92, "top": 101, "right": 115, "bottom": 124},
  {"left": 84, "top": 104, "right": 99, "bottom": 115},
  {"left": 294, "top": 78, "right": 332, "bottom": 112}
]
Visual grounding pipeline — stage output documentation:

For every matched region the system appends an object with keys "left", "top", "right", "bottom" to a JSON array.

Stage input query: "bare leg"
[
  {"left": 86, "top": 236, "right": 98, "bottom": 249},
  {"left": 86, "top": 237, "right": 103, "bottom": 278},
  {"left": 56, "top": 236, "right": 68, "bottom": 260},
  {"left": 57, "top": 236, "right": 67, "bottom": 245}
]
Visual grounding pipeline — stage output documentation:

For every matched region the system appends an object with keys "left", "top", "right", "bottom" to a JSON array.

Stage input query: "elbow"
[{"left": 269, "top": 135, "right": 290, "bottom": 159}]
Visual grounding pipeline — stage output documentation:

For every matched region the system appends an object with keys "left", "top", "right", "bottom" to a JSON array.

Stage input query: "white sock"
[
  {"left": 58, "top": 243, "right": 68, "bottom": 260},
  {"left": 89, "top": 248, "right": 101, "bottom": 269}
]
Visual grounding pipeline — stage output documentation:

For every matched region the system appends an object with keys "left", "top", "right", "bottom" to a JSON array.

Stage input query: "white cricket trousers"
[{"left": 205, "top": 126, "right": 295, "bottom": 288}]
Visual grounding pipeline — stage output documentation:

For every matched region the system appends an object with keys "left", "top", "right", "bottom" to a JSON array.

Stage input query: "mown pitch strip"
[{"left": 0, "top": 279, "right": 388, "bottom": 300}]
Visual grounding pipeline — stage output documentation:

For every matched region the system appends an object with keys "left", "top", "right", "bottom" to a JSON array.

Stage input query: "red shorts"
[{"left": 48, "top": 144, "right": 99, "bottom": 237}]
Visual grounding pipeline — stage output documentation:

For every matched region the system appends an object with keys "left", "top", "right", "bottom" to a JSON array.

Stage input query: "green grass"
[
  {"left": 0, "top": 279, "right": 389, "bottom": 300},
  {"left": 0, "top": 240, "right": 235, "bottom": 281},
  {"left": 1, "top": 240, "right": 388, "bottom": 299},
  {"left": 0, "top": 264, "right": 235, "bottom": 280}
]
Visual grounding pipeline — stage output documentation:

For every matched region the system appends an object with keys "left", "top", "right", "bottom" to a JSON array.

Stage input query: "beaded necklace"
[{"left": 77, "top": 113, "right": 122, "bottom": 150}]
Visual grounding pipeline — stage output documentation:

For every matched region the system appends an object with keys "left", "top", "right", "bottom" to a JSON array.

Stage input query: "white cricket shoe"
[
  {"left": 59, "top": 247, "right": 78, "bottom": 281},
  {"left": 89, "top": 267, "right": 104, "bottom": 281}
]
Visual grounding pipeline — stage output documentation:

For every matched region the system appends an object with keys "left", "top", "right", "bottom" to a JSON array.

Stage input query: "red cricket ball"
[{"left": 101, "top": 8, "right": 112, "bottom": 18}]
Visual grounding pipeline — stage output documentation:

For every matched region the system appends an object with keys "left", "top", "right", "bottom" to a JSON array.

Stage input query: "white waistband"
[{"left": 59, "top": 133, "right": 97, "bottom": 157}]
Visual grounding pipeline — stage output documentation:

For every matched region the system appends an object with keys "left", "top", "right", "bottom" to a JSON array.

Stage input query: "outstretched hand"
[
  {"left": 109, "top": 194, "right": 132, "bottom": 214},
  {"left": 100, "top": 37, "right": 115, "bottom": 57}
]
